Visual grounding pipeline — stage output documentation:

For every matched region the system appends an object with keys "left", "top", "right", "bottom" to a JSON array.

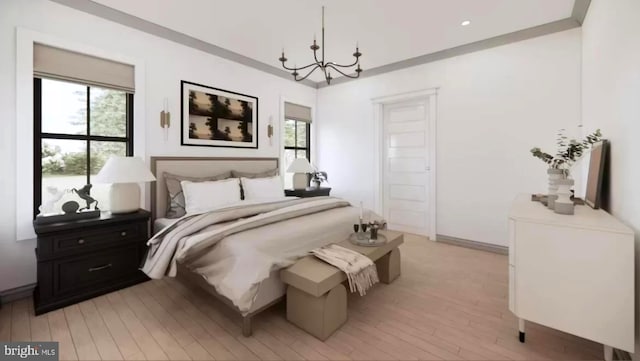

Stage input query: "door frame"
[{"left": 372, "top": 88, "right": 438, "bottom": 241}]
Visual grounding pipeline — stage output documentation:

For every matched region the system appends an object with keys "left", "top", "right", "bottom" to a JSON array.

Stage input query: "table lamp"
[
  {"left": 94, "top": 156, "right": 156, "bottom": 214},
  {"left": 287, "top": 158, "right": 315, "bottom": 190}
]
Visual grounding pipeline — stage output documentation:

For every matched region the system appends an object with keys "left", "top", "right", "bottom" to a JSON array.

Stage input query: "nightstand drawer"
[
  {"left": 51, "top": 223, "right": 142, "bottom": 255},
  {"left": 55, "top": 245, "right": 141, "bottom": 295}
]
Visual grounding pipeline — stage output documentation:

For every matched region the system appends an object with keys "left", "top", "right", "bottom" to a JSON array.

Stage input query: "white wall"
[
  {"left": 0, "top": 0, "right": 316, "bottom": 291},
  {"left": 581, "top": 0, "right": 640, "bottom": 356},
  {"left": 316, "top": 29, "right": 582, "bottom": 247}
]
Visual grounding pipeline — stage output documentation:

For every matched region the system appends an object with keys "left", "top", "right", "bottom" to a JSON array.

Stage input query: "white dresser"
[{"left": 508, "top": 194, "right": 634, "bottom": 360}]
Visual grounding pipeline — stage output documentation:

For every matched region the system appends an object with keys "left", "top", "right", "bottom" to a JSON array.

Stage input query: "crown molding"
[
  {"left": 51, "top": 0, "right": 589, "bottom": 89},
  {"left": 50, "top": 0, "right": 317, "bottom": 88},
  {"left": 572, "top": 0, "right": 592, "bottom": 25},
  {"left": 318, "top": 17, "right": 580, "bottom": 88}
]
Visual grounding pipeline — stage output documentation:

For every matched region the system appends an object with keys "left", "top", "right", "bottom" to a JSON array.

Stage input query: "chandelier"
[{"left": 279, "top": 7, "right": 362, "bottom": 85}]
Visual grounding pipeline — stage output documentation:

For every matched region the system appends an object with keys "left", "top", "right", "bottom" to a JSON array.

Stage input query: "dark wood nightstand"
[
  {"left": 285, "top": 187, "right": 331, "bottom": 198},
  {"left": 33, "top": 209, "right": 150, "bottom": 315}
]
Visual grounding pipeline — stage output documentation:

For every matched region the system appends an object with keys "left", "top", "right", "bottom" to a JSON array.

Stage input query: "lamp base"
[
  {"left": 109, "top": 183, "right": 141, "bottom": 214},
  {"left": 292, "top": 173, "right": 308, "bottom": 190}
]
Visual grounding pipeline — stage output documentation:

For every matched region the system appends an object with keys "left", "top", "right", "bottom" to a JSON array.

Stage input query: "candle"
[{"left": 359, "top": 201, "right": 363, "bottom": 219}]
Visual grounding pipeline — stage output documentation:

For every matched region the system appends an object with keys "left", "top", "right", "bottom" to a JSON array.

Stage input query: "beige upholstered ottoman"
[{"left": 280, "top": 231, "right": 403, "bottom": 340}]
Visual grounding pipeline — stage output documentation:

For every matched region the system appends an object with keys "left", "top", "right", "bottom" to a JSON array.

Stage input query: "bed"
[{"left": 147, "top": 156, "right": 364, "bottom": 336}]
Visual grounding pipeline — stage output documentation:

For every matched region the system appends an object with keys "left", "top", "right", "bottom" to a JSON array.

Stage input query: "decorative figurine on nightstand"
[
  {"left": 37, "top": 186, "right": 66, "bottom": 216},
  {"left": 72, "top": 184, "right": 99, "bottom": 211},
  {"left": 34, "top": 184, "right": 101, "bottom": 225},
  {"left": 311, "top": 170, "right": 328, "bottom": 188}
]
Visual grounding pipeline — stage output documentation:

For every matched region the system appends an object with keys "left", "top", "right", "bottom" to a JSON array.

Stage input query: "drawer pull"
[
  {"left": 78, "top": 239, "right": 85, "bottom": 244},
  {"left": 88, "top": 263, "right": 113, "bottom": 272},
  {"left": 121, "top": 231, "right": 127, "bottom": 236}
]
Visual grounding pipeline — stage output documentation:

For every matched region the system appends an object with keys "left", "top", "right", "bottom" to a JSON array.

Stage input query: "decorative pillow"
[
  {"left": 232, "top": 168, "right": 279, "bottom": 199},
  {"left": 181, "top": 178, "right": 241, "bottom": 214},
  {"left": 231, "top": 168, "right": 278, "bottom": 179},
  {"left": 164, "top": 171, "right": 231, "bottom": 218},
  {"left": 240, "top": 176, "right": 284, "bottom": 200}
]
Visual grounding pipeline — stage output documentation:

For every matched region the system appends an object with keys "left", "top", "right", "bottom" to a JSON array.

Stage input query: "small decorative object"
[
  {"left": 182, "top": 80, "right": 258, "bottom": 148},
  {"left": 531, "top": 129, "right": 603, "bottom": 172},
  {"left": 531, "top": 129, "right": 603, "bottom": 209},
  {"left": 61, "top": 201, "right": 79, "bottom": 214},
  {"left": 368, "top": 220, "right": 385, "bottom": 240},
  {"left": 554, "top": 179, "right": 575, "bottom": 215},
  {"left": 94, "top": 156, "right": 156, "bottom": 214},
  {"left": 34, "top": 186, "right": 101, "bottom": 225},
  {"left": 161, "top": 97, "right": 171, "bottom": 142},
  {"left": 370, "top": 222, "right": 380, "bottom": 240},
  {"left": 546, "top": 169, "right": 564, "bottom": 209},
  {"left": 279, "top": 7, "right": 362, "bottom": 85},
  {"left": 287, "top": 158, "right": 315, "bottom": 190},
  {"left": 311, "top": 171, "right": 328, "bottom": 188},
  {"left": 38, "top": 186, "right": 66, "bottom": 215},
  {"left": 72, "top": 184, "right": 99, "bottom": 211}
]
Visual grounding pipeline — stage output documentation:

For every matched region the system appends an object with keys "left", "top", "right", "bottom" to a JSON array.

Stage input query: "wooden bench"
[{"left": 280, "top": 230, "right": 403, "bottom": 340}]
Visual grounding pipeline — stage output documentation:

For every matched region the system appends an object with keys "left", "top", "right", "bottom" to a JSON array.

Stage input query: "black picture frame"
[
  {"left": 181, "top": 80, "right": 259, "bottom": 149},
  {"left": 585, "top": 140, "right": 608, "bottom": 209}
]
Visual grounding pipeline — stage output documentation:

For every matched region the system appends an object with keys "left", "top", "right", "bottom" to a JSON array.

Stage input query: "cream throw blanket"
[{"left": 312, "top": 244, "right": 379, "bottom": 296}]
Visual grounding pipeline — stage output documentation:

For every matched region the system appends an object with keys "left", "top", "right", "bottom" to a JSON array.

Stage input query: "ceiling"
[{"left": 91, "top": 0, "right": 576, "bottom": 83}]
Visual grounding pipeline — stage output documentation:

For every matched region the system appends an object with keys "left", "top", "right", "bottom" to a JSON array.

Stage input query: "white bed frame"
[{"left": 150, "top": 156, "right": 284, "bottom": 336}]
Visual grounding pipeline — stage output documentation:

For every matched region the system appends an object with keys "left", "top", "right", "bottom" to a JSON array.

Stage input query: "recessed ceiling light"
[{"left": 461, "top": 20, "right": 471, "bottom": 26}]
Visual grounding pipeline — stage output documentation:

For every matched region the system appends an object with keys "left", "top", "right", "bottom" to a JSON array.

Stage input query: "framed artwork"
[
  {"left": 585, "top": 140, "right": 608, "bottom": 209},
  {"left": 181, "top": 80, "right": 258, "bottom": 148}
]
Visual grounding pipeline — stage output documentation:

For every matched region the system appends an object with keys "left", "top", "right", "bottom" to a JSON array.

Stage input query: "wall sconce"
[
  {"left": 160, "top": 98, "right": 170, "bottom": 141},
  {"left": 267, "top": 116, "right": 274, "bottom": 146}
]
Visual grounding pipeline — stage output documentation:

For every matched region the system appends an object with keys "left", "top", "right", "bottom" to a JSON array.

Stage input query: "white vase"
[
  {"left": 547, "top": 169, "right": 565, "bottom": 209},
  {"left": 554, "top": 178, "right": 575, "bottom": 215}
]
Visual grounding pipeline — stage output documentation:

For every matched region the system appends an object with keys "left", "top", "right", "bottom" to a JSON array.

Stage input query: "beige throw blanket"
[{"left": 312, "top": 244, "right": 379, "bottom": 296}]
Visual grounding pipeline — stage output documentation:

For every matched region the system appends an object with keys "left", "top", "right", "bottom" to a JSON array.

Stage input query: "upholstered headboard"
[{"left": 150, "top": 156, "right": 279, "bottom": 221}]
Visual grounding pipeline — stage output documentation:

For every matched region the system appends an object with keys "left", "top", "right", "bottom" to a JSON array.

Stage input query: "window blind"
[
  {"left": 284, "top": 102, "right": 312, "bottom": 123},
  {"left": 33, "top": 43, "right": 135, "bottom": 92}
]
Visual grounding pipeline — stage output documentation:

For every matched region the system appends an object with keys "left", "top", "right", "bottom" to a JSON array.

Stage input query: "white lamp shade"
[
  {"left": 287, "top": 158, "right": 315, "bottom": 173},
  {"left": 94, "top": 156, "right": 156, "bottom": 183}
]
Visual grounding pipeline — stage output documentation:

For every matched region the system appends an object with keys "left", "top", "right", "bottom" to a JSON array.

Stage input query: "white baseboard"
[
  {"left": 0, "top": 283, "right": 35, "bottom": 305},
  {"left": 436, "top": 234, "right": 508, "bottom": 255}
]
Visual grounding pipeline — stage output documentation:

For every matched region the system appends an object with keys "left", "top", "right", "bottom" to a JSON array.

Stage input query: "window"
[
  {"left": 283, "top": 102, "right": 312, "bottom": 189},
  {"left": 33, "top": 77, "right": 134, "bottom": 215},
  {"left": 284, "top": 117, "right": 311, "bottom": 164}
]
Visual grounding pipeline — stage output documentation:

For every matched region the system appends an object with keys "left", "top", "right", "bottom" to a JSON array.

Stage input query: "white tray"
[{"left": 348, "top": 233, "right": 388, "bottom": 247}]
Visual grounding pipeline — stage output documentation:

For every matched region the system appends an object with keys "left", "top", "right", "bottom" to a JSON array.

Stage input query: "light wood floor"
[{"left": 0, "top": 234, "right": 604, "bottom": 360}]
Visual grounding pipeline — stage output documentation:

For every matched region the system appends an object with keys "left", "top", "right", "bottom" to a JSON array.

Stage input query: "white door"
[{"left": 382, "top": 99, "right": 431, "bottom": 236}]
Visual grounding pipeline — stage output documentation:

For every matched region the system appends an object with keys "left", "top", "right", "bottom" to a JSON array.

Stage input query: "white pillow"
[
  {"left": 240, "top": 176, "right": 284, "bottom": 200},
  {"left": 181, "top": 178, "right": 241, "bottom": 214}
]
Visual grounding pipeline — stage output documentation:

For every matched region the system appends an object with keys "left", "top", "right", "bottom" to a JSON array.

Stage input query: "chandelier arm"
[
  {"left": 280, "top": 62, "right": 297, "bottom": 71},
  {"left": 326, "top": 58, "right": 359, "bottom": 68},
  {"left": 295, "top": 64, "right": 322, "bottom": 82},
  {"left": 296, "top": 62, "right": 323, "bottom": 71},
  {"left": 282, "top": 61, "right": 321, "bottom": 72},
  {"left": 313, "top": 47, "right": 323, "bottom": 66},
  {"left": 326, "top": 64, "right": 361, "bottom": 79}
]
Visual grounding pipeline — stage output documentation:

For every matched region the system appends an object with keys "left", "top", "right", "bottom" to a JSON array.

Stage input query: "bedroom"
[{"left": 0, "top": 0, "right": 639, "bottom": 360}]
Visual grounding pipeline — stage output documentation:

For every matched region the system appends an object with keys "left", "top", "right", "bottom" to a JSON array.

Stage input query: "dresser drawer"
[
  {"left": 43, "top": 222, "right": 143, "bottom": 257},
  {"left": 54, "top": 245, "right": 141, "bottom": 295}
]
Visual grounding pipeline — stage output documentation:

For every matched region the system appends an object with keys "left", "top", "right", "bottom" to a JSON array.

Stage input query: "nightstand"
[
  {"left": 33, "top": 210, "right": 150, "bottom": 315},
  {"left": 285, "top": 187, "right": 331, "bottom": 198}
]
